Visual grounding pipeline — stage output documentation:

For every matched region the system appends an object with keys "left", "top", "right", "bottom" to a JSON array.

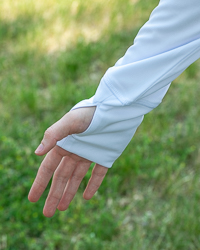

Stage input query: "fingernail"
[{"left": 35, "top": 144, "right": 44, "bottom": 153}]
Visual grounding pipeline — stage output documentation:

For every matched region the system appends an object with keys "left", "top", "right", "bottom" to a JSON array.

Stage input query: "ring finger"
[{"left": 57, "top": 160, "right": 91, "bottom": 211}]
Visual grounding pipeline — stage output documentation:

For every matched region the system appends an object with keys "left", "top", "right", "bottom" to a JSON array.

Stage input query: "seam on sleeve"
[
  {"left": 102, "top": 77, "right": 126, "bottom": 106},
  {"left": 104, "top": 42, "right": 200, "bottom": 106},
  {"left": 135, "top": 99, "right": 160, "bottom": 109},
  {"left": 134, "top": 46, "right": 200, "bottom": 102}
]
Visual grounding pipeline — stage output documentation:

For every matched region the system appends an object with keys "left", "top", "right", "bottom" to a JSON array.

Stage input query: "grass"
[{"left": 0, "top": 0, "right": 200, "bottom": 249}]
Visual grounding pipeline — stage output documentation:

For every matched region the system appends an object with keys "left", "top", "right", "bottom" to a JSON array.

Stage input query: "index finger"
[{"left": 28, "top": 146, "right": 66, "bottom": 202}]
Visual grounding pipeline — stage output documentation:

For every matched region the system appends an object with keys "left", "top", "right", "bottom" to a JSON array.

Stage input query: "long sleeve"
[{"left": 57, "top": 0, "right": 200, "bottom": 168}]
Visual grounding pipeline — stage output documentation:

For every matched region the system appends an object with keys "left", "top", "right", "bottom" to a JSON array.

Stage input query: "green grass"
[{"left": 0, "top": 0, "right": 200, "bottom": 249}]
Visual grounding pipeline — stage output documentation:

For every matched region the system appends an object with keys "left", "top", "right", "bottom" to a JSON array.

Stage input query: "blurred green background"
[{"left": 0, "top": 0, "right": 200, "bottom": 249}]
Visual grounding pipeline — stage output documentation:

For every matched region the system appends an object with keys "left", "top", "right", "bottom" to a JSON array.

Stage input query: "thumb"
[
  {"left": 35, "top": 107, "right": 96, "bottom": 155},
  {"left": 34, "top": 116, "right": 71, "bottom": 155}
]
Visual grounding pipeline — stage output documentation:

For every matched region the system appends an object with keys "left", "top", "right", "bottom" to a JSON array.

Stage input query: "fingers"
[
  {"left": 28, "top": 146, "right": 67, "bottom": 202},
  {"left": 57, "top": 161, "right": 91, "bottom": 211},
  {"left": 83, "top": 164, "right": 108, "bottom": 200},
  {"left": 35, "top": 107, "right": 96, "bottom": 156},
  {"left": 43, "top": 156, "right": 76, "bottom": 217}
]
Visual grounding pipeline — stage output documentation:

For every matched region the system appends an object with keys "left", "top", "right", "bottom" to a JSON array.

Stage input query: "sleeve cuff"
[{"left": 57, "top": 80, "right": 168, "bottom": 168}]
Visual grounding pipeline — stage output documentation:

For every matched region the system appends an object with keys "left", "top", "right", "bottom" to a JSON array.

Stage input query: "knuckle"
[
  {"left": 34, "top": 179, "right": 46, "bottom": 190},
  {"left": 50, "top": 193, "right": 61, "bottom": 201},
  {"left": 65, "top": 191, "right": 75, "bottom": 198},
  {"left": 93, "top": 171, "right": 105, "bottom": 178},
  {"left": 54, "top": 172, "right": 68, "bottom": 183},
  {"left": 41, "top": 163, "right": 54, "bottom": 176},
  {"left": 44, "top": 126, "right": 54, "bottom": 138},
  {"left": 71, "top": 174, "right": 82, "bottom": 182},
  {"left": 91, "top": 182, "right": 100, "bottom": 189}
]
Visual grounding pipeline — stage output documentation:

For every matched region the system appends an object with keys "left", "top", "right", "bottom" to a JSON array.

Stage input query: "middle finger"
[{"left": 43, "top": 155, "right": 76, "bottom": 217}]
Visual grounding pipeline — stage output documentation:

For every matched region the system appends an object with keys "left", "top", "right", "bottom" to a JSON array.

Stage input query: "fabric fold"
[{"left": 57, "top": 0, "right": 200, "bottom": 168}]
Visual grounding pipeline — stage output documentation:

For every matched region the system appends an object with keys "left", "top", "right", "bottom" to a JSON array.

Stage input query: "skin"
[{"left": 28, "top": 107, "right": 108, "bottom": 217}]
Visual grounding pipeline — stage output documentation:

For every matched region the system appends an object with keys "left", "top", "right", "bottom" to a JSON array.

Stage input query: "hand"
[{"left": 28, "top": 107, "right": 108, "bottom": 217}]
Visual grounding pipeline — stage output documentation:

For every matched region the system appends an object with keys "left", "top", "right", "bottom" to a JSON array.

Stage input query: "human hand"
[{"left": 28, "top": 107, "right": 108, "bottom": 217}]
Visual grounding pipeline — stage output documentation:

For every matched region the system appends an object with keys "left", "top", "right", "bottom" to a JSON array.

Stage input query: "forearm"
[{"left": 57, "top": 0, "right": 200, "bottom": 168}]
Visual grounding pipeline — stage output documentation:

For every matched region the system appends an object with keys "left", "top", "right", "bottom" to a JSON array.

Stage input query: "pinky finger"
[{"left": 83, "top": 164, "right": 108, "bottom": 200}]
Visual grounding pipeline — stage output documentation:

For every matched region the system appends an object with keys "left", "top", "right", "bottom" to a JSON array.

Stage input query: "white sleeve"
[{"left": 57, "top": 0, "right": 200, "bottom": 168}]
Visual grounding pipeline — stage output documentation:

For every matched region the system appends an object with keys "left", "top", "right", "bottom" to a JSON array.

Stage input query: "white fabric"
[{"left": 57, "top": 0, "right": 200, "bottom": 168}]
